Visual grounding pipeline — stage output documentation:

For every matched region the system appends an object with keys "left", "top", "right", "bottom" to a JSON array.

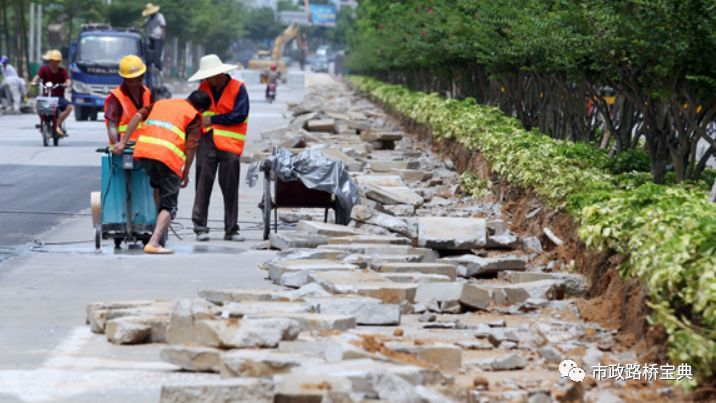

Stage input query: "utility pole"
[
  {"left": 29, "top": 3, "right": 34, "bottom": 63},
  {"left": 0, "top": 0, "right": 7, "bottom": 57},
  {"left": 36, "top": 4, "right": 41, "bottom": 62}
]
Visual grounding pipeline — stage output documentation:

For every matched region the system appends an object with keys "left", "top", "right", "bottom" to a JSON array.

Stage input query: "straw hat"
[
  {"left": 142, "top": 3, "right": 161, "bottom": 17},
  {"left": 188, "top": 54, "right": 237, "bottom": 82}
]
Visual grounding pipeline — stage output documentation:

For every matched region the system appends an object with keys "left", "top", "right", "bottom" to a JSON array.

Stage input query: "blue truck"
[{"left": 69, "top": 24, "right": 170, "bottom": 121}]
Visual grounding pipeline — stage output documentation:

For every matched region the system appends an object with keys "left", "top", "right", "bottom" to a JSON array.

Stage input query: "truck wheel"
[
  {"left": 90, "top": 110, "right": 98, "bottom": 121},
  {"left": 74, "top": 106, "right": 87, "bottom": 121}
]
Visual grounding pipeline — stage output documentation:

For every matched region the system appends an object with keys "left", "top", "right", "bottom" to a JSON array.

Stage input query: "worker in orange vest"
[
  {"left": 188, "top": 54, "right": 249, "bottom": 242},
  {"left": 104, "top": 55, "right": 152, "bottom": 144},
  {"left": 112, "top": 90, "right": 211, "bottom": 254}
]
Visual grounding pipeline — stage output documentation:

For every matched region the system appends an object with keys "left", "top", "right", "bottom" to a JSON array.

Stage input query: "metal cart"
[{"left": 259, "top": 158, "right": 339, "bottom": 240}]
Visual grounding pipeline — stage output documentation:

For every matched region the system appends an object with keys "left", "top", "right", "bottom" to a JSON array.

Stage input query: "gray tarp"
[{"left": 246, "top": 147, "right": 359, "bottom": 224}]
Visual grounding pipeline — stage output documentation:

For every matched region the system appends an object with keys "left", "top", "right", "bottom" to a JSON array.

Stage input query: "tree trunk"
[
  {"left": 709, "top": 179, "right": 716, "bottom": 203},
  {"left": 1, "top": 0, "right": 8, "bottom": 57}
]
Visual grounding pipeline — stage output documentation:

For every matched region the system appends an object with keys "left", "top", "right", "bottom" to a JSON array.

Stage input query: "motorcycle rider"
[
  {"left": 265, "top": 63, "right": 279, "bottom": 99},
  {"left": 30, "top": 50, "right": 72, "bottom": 137}
]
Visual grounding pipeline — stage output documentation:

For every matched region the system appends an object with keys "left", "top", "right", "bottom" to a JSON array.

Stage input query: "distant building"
[
  {"left": 248, "top": 0, "right": 279, "bottom": 9},
  {"left": 335, "top": 0, "right": 358, "bottom": 11}
]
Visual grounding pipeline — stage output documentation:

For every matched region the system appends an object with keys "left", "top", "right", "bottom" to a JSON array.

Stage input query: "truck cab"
[{"left": 69, "top": 24, "right": 167, "bottom": 121}]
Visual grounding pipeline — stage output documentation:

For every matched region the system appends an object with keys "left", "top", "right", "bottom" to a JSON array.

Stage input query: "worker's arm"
[
  {"left": 107, "top": 121, "right": 120, "bottom": 145},
  {"left": 209, "top": 84, "right": 250, "bottom": 126},
  {"left": 111, "top": 112, "right": 143, "bottom": 154},
  {"left": 181, "top": 116, "right": 202, "bottom": 187},
  {"left": 30, "top": 73, "right": 41, "bottom": 85}
]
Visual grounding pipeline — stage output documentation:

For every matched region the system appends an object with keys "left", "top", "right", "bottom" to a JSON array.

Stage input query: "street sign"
[{"left": 309, "top": 4, "right": 337, "bottom": 27}]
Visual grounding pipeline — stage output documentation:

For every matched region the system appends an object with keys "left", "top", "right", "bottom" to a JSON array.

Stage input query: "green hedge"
[{"left": 350, "top": 76, "right": 716, "bottom": 385}]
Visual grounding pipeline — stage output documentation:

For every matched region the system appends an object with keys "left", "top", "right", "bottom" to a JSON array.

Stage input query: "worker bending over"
[
  {"left": 112, "top": 90, "right": 211, "bottom": 254},
  {"left": 188, "top": 54, "right": 249, "bottom": 242}
]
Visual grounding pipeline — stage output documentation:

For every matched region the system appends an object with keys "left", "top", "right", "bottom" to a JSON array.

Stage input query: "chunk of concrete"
[
  {"left": 486, "top": 233, "right": 521, "bottom": 250},
  {"left": 379, "top": 204, "right": 416, "bottom": 216},
  {"left": 318, "top": 243, "right": 438, "bottom": 261},
  {"left": 297, "top": 220, "right": 365, "bottom": 237},
  {"left": 471, "top": 353, "right": 528, "bottom": 371},
  {"left": 221, "top": 301, "right": 314, "bottom": 318},
  {"left": 361, "top": 130, "right": 403, "bottom": 143},
  {"left": 194, "top": 318, "right": 300, "bottom": 348},
  {"left": 329, "top": 235, "right": 410, "bottom": 245},
  {"left": 380, "top": 273, "right": 452, "bottom": 284},
  {"left": 105, "top": 317, "right": 152, "bottom": 345},
  {"left": 304, "top": 296, "right": 401, "bottom": 325},
  {"left": 355, "top": 175, "right": 406, "bottom": 188},
  {"left": 351, "top": 205, "right": 416, "bottom": 238},
  {"left": 498, "top": 271, "right": 588, "bottom": 296},
  {"left": 486, "top": 220, "right": 508, "bottom": 236},
  {"left": 418, "top": 217, "right": 486, "bottom": 250},
  {"left": 383, "top": 342, "right": 462, "bottom": 371},
  {"left": 269, "top": 232, "right": 330, "bottom": 250},
  {"left": 320, "top": 147, "right": 365, "bottom": 172},
  {"left": 266, "top": 259, "right": 359, "bottom": 288},
  {"left": 159, "top": 379, "right": 274, "bottom": 403},
  {"left": 220, "top": 350, "right": 315, "bottom": 378},
  {"left": 160, "top": 345, "right": 223, "bottom": 373},
  {"left": 522, "top": 236, "right": 543, "bottom": 253},
  {"left": 306, "top": 118, "right": 336, "bottom": 133},
  {"left": 441, "top": 254, "right": 527, "bottom": 278},
  {"left": 307, "top": 270, "right": 417, "bottom": 303},
  {"left": 274, "top": 374, "right": 353, "bottom": 403},
  {"left": 166, "top": 299, "right": 217, "bottom": 345},
  {"left": 88, "top": 302, "right": 173, "bottom": 334},
  {"left": 277, "top": 248, "right": 347, "bottom": 261},
  {"left": 373, "top": 262, "right": 458, "bottom": 281},
  {"left": 370, "top": 161, "right": 420, "bottom": 173},
  {"left": 415, "top": 283, "right": 465, "bottom": 304},
  {"left": 246, "top": 312, "right": 357, "bottom": 332},
  {"left": 342, "top": 254, "right": 425, "bottom": 270},
  {"left": 198, "top": 288, "right": 287, "bottom": 305},
  {"left": 365, "top": 185, "right": 424, "bottom": 207},
  {"left": 399, "top": 169, "right": 432, "bottom": 183},
  {"left": 85, "top": 300, "right": 157, "bottom": 325}
]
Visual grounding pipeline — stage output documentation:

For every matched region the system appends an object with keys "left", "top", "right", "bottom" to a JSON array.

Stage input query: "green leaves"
[{"left": 352, "top": 75, "right": 716, "bottom": 385}]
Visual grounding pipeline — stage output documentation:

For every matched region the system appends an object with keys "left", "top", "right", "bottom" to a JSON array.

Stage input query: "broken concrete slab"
[
  {"left": 365, "top": 185, "right": 424, "bottom": 207},
  {"left": 105, "top": 317, "right": 152, "bottom": 345},
  {"left": 221, "top": 301, "right": 314, "bottom": 317},
  {"left": 351, "top": 205, "right": 416, "bottom": 238},
  {"left": 378, "top": 204, "right": 416, "bottom": 216},
  {"left": 498, "top": 271, "right": 588, "bottom": 296},
  {"left": 320, "top": 147, "right": 366, "bottom": 172},
  {"left": 399, "top": 169, "right": 432, "bottom": 183},
  {"left": 85, "top": 300, "right": 158, "bottom": 325},
  {"left": 269, "top": 232, "right": 330, "bottom": 250},
  {"left": 471, "top": 353, "right": 528, "bottom": 371},
  {"left": 460, "top": 280, "right": 565, "bottom": 310},
  {"left": 370, "top": 161, "right": 420, "bottom": 173},
  {"left": 166, "top": 299, "right": 217, "bottom": 345},
  {"left": 88, "top": 302, "right": 173, "bottom": 334},
  {"left": 296, "top": 220, "right": 365, "bottom": 237},
  {"left": 522, "top": 236, "right": 543, "bottom": 253},
  {"left": 304, "top": 296, "right": 401, "bottom": 326},
  {"left": 415, "top": 283, "right": 465, "bottom": 304},
  {"left": 379, "top": 273, "right": 452, "bottom": 284},
  {"left": 383, "top": 342, "right": 462, "bottom": 371},
  {"left": 317, "top": 243, "right": 439, "bottom": 261},
  {"left": 198, "top": 289, "right": 287, "bottom": 305},
  {"left": 328, "top": 234, "right": 410, "bottom": 245},
  {"left": 193, "top": 318, "right": 300, "bottom": 348},
  {"left": 220, "top": 350, "right": 316, "bottom": 378},
  {"left": 360, "top": 130, "right": 403, "bottom": 143},
  {"left": 306, "top": 118, "right": 336, "bottom": 133},
  {"left": 266, "top": 259, "right": 359, "bottom": 288},
  {"left": 306, "top": 270, "right": 417, "bottom": 303},
  {"left": 418, "top": 217, "right": 486, "bottom": 250},
  {"left": 273, "top": 374, "right": 353, "bottom": 403},
  {"left": 245, "top": 312, "right": 356, "bottom": 332},
  {"left": 355, "top": 175, "right": 406, "bottom": 188},
  {"left": 486, "top": 233, "right": 521, "bottom": 250},
  {"left": 341, "top": 253, "right": 425, "bottom": 270},
  {"left": 441, "top": 254, "right": 527, "bottom": 278},
  {"left": 278, "top": 334, "right": 376, "bottom": 363},
  {"left": 373, "top": 262, "right": 458, "bottom": 281},
  {"left": 276, "top": 248, "right": 347, "bottom": 261},
  {"left": 160, "top": 345, "right": 223, "bottom": 373},
  {"left": 350, "top": 222, "right": 392, "bottom": 236},
  {"left": 486, "top": 220, "right": 508, "bottom": 236},
  {"left": 159, "top": 379, "right": 274, "bottom": 403}
]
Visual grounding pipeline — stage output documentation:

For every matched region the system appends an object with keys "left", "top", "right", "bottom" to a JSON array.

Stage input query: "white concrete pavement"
[{"left": 0, "top": 72, "right": 317, "bottom": 402}]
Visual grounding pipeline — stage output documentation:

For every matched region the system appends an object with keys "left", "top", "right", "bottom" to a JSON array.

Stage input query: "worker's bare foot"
[{"left": 144, "top": 244, "right": 174, "bottom": 254}]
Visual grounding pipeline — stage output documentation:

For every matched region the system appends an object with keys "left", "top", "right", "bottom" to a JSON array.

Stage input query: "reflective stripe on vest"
[
  {"left": 117, "top": 121, "right": 144, "bottom": 133},
  {"left": 145, "top": 119, "right": 186, "bottom": 140},
  {"left": 136, "top": 135, "right": 186, "bottom": 161},
  {"left": 213, "top": 128, "right": 246, "bottom": 141}
]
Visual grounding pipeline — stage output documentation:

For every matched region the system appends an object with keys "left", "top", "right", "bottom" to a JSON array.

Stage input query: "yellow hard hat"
[
  {"left": 47, "top": 49, "right": 62, "bottom": 62},
  {"left": 118, "top": 55, "right": 146, "bottom": 78}
]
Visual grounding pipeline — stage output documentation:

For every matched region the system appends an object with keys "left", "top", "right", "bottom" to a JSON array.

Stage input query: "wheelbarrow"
[
  {"left": 91, "top": 145, "right": 158, "bottom": 250},
  {"left": 258, "top": 158, "right": 339, "bottom": 241}
]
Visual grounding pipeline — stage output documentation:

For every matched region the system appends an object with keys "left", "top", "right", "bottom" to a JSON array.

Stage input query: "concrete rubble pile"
[{"left": 87, "top": 83, "right": 649, "bottom": 403}]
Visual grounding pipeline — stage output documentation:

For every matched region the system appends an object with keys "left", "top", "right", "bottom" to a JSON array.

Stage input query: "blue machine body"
[{"left": 100, "top": 149, "right": 156, "bottom": 236}]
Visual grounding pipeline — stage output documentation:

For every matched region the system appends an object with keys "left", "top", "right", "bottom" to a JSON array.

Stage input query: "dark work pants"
[{"left": 192, "top": 132, "right": 241, "bottom": 236}]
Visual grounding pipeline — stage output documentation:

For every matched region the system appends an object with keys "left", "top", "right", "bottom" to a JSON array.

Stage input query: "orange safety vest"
[
  {"left": 133, "top": 99, "right": 199, "bottom": 177},
  {"left": 103, "top": 85, "right": 152, "bottom": 142},
  {"left": 199, "top": 78, "right": 248, "bottom": 156}
]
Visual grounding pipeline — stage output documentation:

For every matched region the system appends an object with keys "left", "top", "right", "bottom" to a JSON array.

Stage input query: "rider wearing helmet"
[
  {"left": 265, "top": 63, "right": 280, "bottom": 99},
  {"left": 104, "top": 55, "right": 152, "bottom": 144},
  {"left": 30, "top": 50, "right": 72, "bottom": 137}
]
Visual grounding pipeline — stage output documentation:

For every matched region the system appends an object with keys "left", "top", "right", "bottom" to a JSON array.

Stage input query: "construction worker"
[
  {"left": 30, "top": 50, "right": 72, "bottom": 137},
  {"left": 188, "top": 54, "right": 249, "bottom": 242},
  {"left": 142, "top": 3, "right": 165, "bottom": 71},
  {"left": 104, "top": 55, "right": 152, "bottom": 144},
  {"left": 1, "top": 56, "right": 26, "bottom": 114},
  {"left": 112, "top": 90, "right": 211, "bottom": 254}
]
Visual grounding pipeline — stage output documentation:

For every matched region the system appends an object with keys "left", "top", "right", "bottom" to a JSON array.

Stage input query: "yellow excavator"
[{"left": 248, "top": 23, "right": 304, "bottom": 81}]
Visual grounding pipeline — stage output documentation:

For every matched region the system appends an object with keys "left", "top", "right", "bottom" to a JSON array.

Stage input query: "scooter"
[
  {"left": 35, "top": 82, "right": 66, "bottom": 147},
  {"left": 266, "top": 82, "right": 277, "bottom": 104}
]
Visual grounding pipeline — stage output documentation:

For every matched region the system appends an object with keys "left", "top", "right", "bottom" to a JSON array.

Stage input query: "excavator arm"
[{"left": 271, "top": 23, "right": 301, "bottom": 61}]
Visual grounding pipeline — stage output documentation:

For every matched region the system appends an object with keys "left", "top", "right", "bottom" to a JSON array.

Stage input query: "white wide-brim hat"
[{"left": 188, "top": 54, "right": 237, "bottom": 82}]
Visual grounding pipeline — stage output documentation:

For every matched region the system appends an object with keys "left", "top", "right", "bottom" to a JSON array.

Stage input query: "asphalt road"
[{"left": 0, "top": 72, "right": 314, "bottom": 402}]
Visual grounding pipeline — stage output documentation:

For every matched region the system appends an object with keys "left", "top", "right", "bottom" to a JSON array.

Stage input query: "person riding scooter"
[
  {"left": 30, "top": 50, "right": 72, "bottom": 137},
  {"left": 265, "top": 64, "right": 279, "bottom": 101},
  {"left": 104, "top": 55, "right": 152, "bottom": 145}
]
